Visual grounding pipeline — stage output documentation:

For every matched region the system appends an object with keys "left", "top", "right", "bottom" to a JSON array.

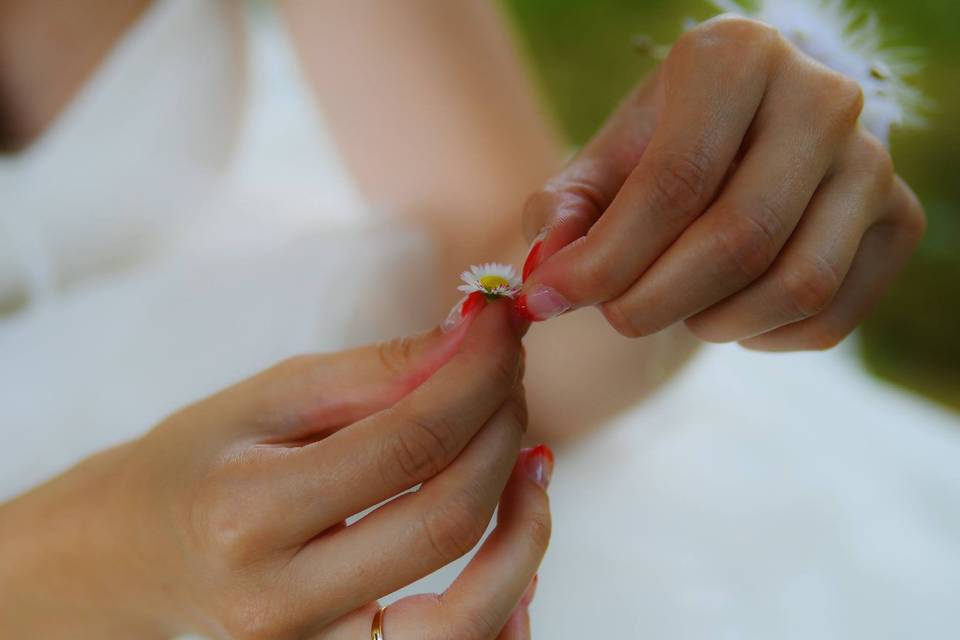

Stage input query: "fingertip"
[
  {"left": 513, "top": 286, "right": 572, "bottom": 323},
  {"left": 441, "top": 291, "right": 486, "bottom": 335},
  {"left": 509, "top": 302, "right": 533, "bottom": 337},
  {"left": 520, "top": 444, "right": 554, "bottom": 491},
  {"left": 464, "top": 297, "right": 526, "bottom": 344},
  {"left": 497, "top": 444, "right": 554, "bottom": 534}
]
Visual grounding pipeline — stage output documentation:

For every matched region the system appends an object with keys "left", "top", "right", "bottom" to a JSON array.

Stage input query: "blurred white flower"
[{"left": 710, "top": 0, "right": 923, "bottom": 145}]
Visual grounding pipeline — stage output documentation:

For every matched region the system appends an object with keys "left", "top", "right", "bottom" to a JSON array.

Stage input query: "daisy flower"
[{"left": 458, "top": 262, "right": 522, "bottom": 299}]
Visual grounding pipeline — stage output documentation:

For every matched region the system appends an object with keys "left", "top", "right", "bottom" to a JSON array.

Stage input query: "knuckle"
[
  {"left": 572, "top": 251, "right": 616, "bottom": 301},
  {"left": 522, "top": 178, "right": 606, "bottom": 238},
  {"left": 383, "top": 410, "right": 456, "bottom": 486},
  {"left": 479, "top": 348, "right": 520, "bottom": 394},
  {"left": 421, "top": 490, "right": 489, "bottom": 564},
  {"left": 680, "top": 16, "right": 777, "bottom": 59},
  {"left": 599, "top": 300, "right": 643, "bottom": 338},
  {"left": 779, "top": 254, "right": 841, "bottom": 318},
  {"left": 838, "top": 77, "right": 866, "bottom": 121},
  {"left": 841, "top": 134, "right": 896, "bottom": 204},
  {"left": 524, "top": 508, "right": 553, "bottom": 553},
  {"left": 804, "top": 322, "right": 850, "bottom": 351},
  {"left": 820, "top": 72, "right": 865, "bottom": 129},
  {"left": 713, "top": 210, "right": 780, "bottom": 282},
  {"left": 522, "top": 187, "right": 552, "bottom": 216},
  {"left": 521, "top": 188, "right": 556, "bottom": 235},
  {"left": 561, "top": 178, "right": 610, "bottom": 216},
  {"left": 712, "top": 16, "right": 778, "bottom": 46},
  {"left": 855, "top": 134, "right": 895, "bottom": 187},
  {"left": 546, "top": 177, "right": 609, "bottom": 219},
  {"left": 899, "top": 197, "right": 927, "bottom": 244},
  {"left": 207, "top": 519, "right": 260, "bottom": 568},
  {"left": 648, "top": 150, "right": 712, "bottom": 217},
  {"left": 376, "top": 336, "right": 418, "bottom": 377},
  {"left": 200, "top": 491, "right": 266, "bottom": 568}
]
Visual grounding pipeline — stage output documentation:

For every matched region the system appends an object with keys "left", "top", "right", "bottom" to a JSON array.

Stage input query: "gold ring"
[{"left": 371, "top": 605, "right": 386, "bottom": 640}]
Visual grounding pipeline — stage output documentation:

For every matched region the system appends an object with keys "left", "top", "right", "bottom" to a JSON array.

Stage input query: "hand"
[
  {"left": 518, "top": 15, "right": 925, "bottom": 350},
  {"left": 0, "top": 301, "right": 552, "bottom": 639}
]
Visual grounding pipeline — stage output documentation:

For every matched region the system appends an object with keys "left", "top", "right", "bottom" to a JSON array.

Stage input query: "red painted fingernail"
[
  {"left": 441, "top": 291, "right": 487, "bottom": 333},
  {"left": 521, "top": 574, "right": 539, "bottom": 607},
  {"left": 513, "top": 285, "right": 571, "bottom": 322},
  {"left": 461, "top": 291, "right": 485, "bottom": 316},
  {"left": 523, "top": 444, "right": 554, "bottom": 490},
  {"left": 522, "top": 229, "right": 549, "bottom": 281},
  {"left": 508, "top": 301, "right": 532, "bottom": 337}
]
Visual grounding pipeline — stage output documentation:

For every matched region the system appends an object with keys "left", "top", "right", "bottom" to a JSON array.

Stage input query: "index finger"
[
  {"left": 522, "top": 18, "right": 779, "bottom": 313},
  {"left": 266, "top": 300, "right": 524, "bottom": 545},
  {"left": 520, "top": 67, "right": 662, "bottom": 253}
]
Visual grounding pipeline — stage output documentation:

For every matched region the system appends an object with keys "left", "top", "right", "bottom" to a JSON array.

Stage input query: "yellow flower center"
[{"left": 478, "top": 275, "right": 510, "bottom": 291}]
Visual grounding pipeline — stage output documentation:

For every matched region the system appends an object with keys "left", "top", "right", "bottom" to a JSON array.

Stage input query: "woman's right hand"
[{"left": 0, "top": 300, "right": 552, "bottom": 639}]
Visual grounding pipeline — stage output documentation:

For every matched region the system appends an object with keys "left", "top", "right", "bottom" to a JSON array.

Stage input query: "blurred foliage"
[{"left": 501, "top": 0, "right": 960, "bottom": 410}]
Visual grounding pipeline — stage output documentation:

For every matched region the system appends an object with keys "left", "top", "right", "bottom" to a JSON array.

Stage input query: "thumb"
[
  {"left": 242, "top": 296, "right": 520, "bottom": 440},
  {"left": 520, "top": 70, "right": 663, "bottom": 281}
]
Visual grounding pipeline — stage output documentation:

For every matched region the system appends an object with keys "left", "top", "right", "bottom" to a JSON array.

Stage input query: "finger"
[
  {"left": 520, "top": 17, "right": 776, "bottom": 312},
  {"left": 317, "top": 592, "right": 534, "bottom": 640},
  {"left": 285, "top": 395, "right": 530, "bottom": 631},
  {"left": 740, "top": 175, "right": 925, "bottom": 351},
  {"left": 520, "top": 69, "right": 663, "bottom": 277},
  {"left": 686, "top": 132, "right": 892, "bottom": 342},
  {"left": 227, "top": 295, "right": 489, "bottom": 442},
  {"left": 600, "top": 59, "right": 863, "bottom": 336},
  {"left": 309, "top": 602, "right": 380, "bottom": 640},
  {"left": 257, "top": 300, "right": 525, "bottom": 547},
  {"left": 381, "top": 446, "right": 552, "bottom": 640},
  {"left": 497, "top": 603, "right": 532, "bottom": 640}
]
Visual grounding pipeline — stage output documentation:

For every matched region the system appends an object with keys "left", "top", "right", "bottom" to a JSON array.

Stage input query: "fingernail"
[
  {"left": 522, "top": 228, "right": 550, "bottom": 281},
  {"left": 513, "top": 286, "right": 571, "bottom": 322},
  {"left": 441, "top": 291, "right": 486, "bottom": 333},
  {"left": 508, "top": 300, "right": 532, "bottom": 338},
  {"left": 523, "top": 444, "right": 554, "bottom": 490},
  {"left": 521, "top": 574, "right": 539, "bottom": 607}
]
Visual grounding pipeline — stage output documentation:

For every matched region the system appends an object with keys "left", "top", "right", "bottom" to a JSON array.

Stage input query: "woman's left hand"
[
  {"left": 0, "top": 301, "right": 548, "bottom": 639},
  {"left": 518, "top": 15, "right": 925, "bottom": 351}
]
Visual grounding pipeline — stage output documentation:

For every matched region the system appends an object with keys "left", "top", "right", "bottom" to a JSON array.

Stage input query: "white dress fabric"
[{"left": 2, "top": 2, "right": 959, "bottom": 638}]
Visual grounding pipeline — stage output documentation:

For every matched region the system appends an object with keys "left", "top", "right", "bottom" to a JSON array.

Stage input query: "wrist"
[{"left": 0, "top": 442, "right": 174, "bottom": 638}]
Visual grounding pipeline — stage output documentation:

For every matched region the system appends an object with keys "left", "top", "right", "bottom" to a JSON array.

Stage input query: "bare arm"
[
  {"left": 0, "top": 0, "right": 149, "bottom": 151},
  {"left": 278, "top": 0, "right": 560, "bottom": 276}
]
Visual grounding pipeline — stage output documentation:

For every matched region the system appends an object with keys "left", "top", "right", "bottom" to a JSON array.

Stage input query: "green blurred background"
[{"left": 501, "top": 0, "right": 960, "bottom": 410}]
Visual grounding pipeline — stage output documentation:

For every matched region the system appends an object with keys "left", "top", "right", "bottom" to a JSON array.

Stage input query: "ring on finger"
[{"left": 371, "top": 605, "right": 387, "bottom": 640}]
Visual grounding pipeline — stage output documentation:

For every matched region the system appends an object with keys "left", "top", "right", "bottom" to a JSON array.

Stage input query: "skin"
[
  {"left": 283, "top": 0, "right": 700, "bottom": 442},
  {"left": 0, "top": 2, "right": 926, "bottom": 636},
  {"left": 519, "top": 15, "right": 926, "bottom": 350},
  {"left": 0, "top": 0, "right": 151, "bottom": 150},
  {"left": 0, "top": 301, "right": 551, "bottom": 639}
]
